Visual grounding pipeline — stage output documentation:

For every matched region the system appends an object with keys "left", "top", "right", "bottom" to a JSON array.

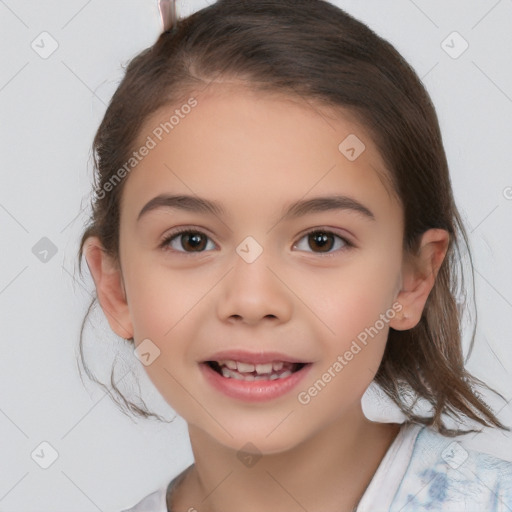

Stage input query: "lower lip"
[{"left": 200, "top": 362, "right": 312, "bottom": 402}]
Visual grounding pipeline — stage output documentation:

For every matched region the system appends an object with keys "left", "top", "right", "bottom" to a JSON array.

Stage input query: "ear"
[
  {"left": 83, "top": 236, "right": 133, "bottom": 339},
  {"left": 389, "top": 228, "right": 450, "bottom": 331}
]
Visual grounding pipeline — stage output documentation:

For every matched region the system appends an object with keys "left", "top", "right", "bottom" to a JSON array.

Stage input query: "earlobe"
[
  {"left": 389, "top": 229, "right": 450, "bottom": 331},
  {"left": 83, "top": 236, "right": 133, "bottom": 339}
]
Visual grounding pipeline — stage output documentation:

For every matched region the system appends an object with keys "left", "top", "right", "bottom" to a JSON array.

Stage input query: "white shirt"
[{"left": 121, "top": 422, "right": 512, "bottom": 511}]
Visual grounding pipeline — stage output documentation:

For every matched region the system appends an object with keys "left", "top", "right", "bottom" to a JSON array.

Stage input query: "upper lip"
[{"left": 203, "top": 350, "right": 311, "bottom": 365}]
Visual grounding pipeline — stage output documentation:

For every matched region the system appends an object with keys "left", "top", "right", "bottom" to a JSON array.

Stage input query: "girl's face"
[{"left": 111, "top": 84, "right": 408, "bottom": 453}]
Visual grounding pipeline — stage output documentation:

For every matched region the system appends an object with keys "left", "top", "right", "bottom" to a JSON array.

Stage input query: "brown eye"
[
  {"left": 294, "top": 230, "right": 351, "bottom": 255},
  {"left": 180, "top": 232, "right": 207, "bottom": 251},
  {"left": 161, "top": 230, "right": 214, "bottom": 253},
  {"left": 308, "top": 232, "right": 335, "bottom": 252}
]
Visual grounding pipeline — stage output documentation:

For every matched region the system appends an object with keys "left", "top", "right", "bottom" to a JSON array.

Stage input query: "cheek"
[
  {"left": 127, "top": 282, "right": 173, "bottom": 339},
  {"left": 301, "top": 253, "right": 401, "bottom": 341},
  {"left": 124, "top": 266, "right": 204, "bottom": 410},
  {"left": 125, "top": 258, "right": 207, "bottom": 339}
]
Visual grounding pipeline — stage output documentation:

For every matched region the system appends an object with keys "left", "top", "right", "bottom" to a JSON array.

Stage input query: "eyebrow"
[{"left": 137, "top": 194, "right": 375, "bottom": 222}]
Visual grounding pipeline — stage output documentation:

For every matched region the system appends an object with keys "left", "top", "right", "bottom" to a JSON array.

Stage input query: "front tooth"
[
  {"left": 237, "top": 362, "right": 255, "bottom": 372},
  {"left": 255, "top": 363, "right": 273, "bottom": 374}
]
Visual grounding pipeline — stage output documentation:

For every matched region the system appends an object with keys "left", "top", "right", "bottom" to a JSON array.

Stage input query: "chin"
[{"left": 192, "top": 416, "right": 311, "bottom": 457}]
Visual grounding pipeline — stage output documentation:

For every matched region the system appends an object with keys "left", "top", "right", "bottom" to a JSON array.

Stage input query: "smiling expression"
[{"left": 110, "top": 83, "right": 407, "bottom": 452}]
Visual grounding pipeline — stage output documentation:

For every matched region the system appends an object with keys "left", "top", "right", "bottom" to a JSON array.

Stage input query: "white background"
[{"left": 1, "top": 0, "right": 511, "bottom": 510}]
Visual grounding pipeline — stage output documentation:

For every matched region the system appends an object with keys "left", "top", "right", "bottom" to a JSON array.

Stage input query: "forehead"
[{"left": 123, "top": 84, "right": 400, "bottom": 223}]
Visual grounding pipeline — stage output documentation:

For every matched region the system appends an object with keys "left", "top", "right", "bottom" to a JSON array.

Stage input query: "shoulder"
[
  {"left": 119, "top": 486, "right": 167, "bottom": 512},
  {"left": 119, "top": 464, "right": 194, "bottom": 512},
  {"left": 391, "top": 425, "right": 512, "bottom": 511}
]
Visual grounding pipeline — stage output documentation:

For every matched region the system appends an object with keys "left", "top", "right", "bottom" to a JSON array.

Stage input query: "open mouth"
[{"left": 205, "top": 360, "right": 308, "bottom": 381}]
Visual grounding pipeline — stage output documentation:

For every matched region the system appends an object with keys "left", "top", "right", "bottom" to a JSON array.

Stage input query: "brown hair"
[{"left": 77, "top": 0, "right": 509, "bottom": 436}]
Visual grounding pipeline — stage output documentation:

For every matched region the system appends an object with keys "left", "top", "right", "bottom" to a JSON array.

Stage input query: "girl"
[{"left": 77, "top": 1, "right": 512, "bottom": 510}]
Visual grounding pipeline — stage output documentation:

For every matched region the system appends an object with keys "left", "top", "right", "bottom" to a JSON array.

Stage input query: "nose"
[{"left": 216, "top": 249, "right": 293, "bottom": 326}]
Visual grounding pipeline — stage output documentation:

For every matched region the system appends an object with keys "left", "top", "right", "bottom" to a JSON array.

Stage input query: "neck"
[{"left": 173, "top": 406, "right": 401, "bottom": 512}]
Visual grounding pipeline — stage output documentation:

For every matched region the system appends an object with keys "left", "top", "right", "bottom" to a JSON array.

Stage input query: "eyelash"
[{"left": 158, "top": 227, "right": 355, "bottom": 257}]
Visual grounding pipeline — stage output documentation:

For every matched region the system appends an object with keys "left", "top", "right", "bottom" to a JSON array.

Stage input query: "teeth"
[
  {"left": 221, "top": 367, "right": 243, "bottom": 380},
  {"left": 219, "top": 360, "right": 237, "bottom": 370},
  {"left": 237, "top": 362, "right": 255, "bottom": 372},
  {"left": 255, "top": 363, "right": 273, "bottom": 374},
  {"left": 219, "top": 365, "right": 294, "bottom": 381},
  {"left": 217, "top": 359, "right": 293, "bottom": 373},
  {"left": 217, "top": 359, "right": 290, "bottom": 374},
  {"left": 213, "top": 359, "right": 303, "bottom": 381}
]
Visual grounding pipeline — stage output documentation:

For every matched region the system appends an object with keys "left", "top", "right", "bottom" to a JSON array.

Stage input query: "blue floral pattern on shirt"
[{"left": 390, "top": 427, "right": 512, "bottom": 511}]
